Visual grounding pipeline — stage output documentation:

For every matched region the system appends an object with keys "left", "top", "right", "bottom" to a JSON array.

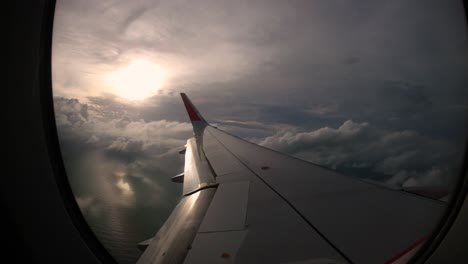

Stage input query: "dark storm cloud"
[{"left": 54, "top": 0, "right": 468, "bottom": 131}]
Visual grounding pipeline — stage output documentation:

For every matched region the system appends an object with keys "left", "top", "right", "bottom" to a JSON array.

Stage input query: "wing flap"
[
  {"left": 184, "top": 230, "right": 248, "bottom": 264},
  {"left": 198, "top": 181, "right": 250, "bottom": 232},
  {"left": 184, "top": 174, "right": 349, "bottom": 264}
]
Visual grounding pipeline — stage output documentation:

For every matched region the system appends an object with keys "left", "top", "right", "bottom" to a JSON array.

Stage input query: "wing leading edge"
[{"left": 137, "top": 94, "right": 446, "bottom": 264}]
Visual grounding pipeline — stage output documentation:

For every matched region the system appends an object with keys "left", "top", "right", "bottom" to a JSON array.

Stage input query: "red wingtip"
[
  {"left": 384, "top": 237, "right": 427, "bottom": 264},
  {"left": 180, "top": 93, "right": 204, "bottom": 122}
]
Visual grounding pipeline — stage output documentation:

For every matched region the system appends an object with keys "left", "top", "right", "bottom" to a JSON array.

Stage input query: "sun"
[{"left": 108, "top": 59, "right": 166, "bottom": 100}]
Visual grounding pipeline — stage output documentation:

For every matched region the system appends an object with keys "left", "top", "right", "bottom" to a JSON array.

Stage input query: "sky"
[{"left": 52, "top": 0, "right": 468, "bottom": 262}]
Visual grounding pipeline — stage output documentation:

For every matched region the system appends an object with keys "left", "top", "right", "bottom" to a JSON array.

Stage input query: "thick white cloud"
[
  {"left": 257, "top": 120, "right": 459, "bottom": 188},
  {"left": 107, "top": 137, "right": 144, "bottom": 153},
  {"left": 54, "top": 97, "right": 88, "bottom": 127},
  {"left": 55, "top": 96, "right": 192, "bottom": 151},
  {"left": 260, "top": 120, "right": 369, "bottom": 150}
]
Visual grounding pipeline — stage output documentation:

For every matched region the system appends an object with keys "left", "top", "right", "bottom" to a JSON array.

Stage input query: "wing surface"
[{"left": 137, "top": 94, "right": 446, "bottom": 264}]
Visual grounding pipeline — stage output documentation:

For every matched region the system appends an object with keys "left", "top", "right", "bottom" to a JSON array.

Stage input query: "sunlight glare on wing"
[{"left": 109, "top": 59, "right": 166, "bottom": 100}]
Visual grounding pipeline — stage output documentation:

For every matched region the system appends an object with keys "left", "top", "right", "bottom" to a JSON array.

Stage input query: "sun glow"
[{"left": 109, "top": 59, "right": 166, "bottom": 100}]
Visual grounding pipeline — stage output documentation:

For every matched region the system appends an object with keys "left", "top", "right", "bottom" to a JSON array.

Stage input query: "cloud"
[
  {"left": 53, "top": 0, "right": 468, "bottom": 101},
  {"left": 198, "top": 117, "right": 462, "bottom": 189},
  {"left": 52, "top": 0, "right": 468, "bottom": 149},
  {"left": 257, "top": 120, "right": 461, "bottom": 187},
  {"left": 54, "top": 96, "right": 188, "bottom": 210},
  {"left": 54, "top": 97, "right": 88, "bottom": 127},
  {"left": 116, "top": 179, "right": 134, "bottom": 196},
  {"left": 108, "top": 137, "right": 144, "bottom": 153},
  {"left": 54, "top": 96, "right": 192, "bottom": 150},
  {"left": 259, "top": 120, "right": 369, "bottom": 154},
  {"left": 386, "top": 167, "right": 447, "bottom": 188}
]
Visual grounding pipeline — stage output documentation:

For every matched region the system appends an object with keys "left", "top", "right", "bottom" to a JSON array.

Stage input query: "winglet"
[{"left": 180, "top": 93, "right": 207, "bottom": 123}]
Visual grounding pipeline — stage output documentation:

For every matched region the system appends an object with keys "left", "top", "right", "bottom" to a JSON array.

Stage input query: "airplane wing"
[{"left": 137, "top": 93, "right": 447, "bottom": 264}]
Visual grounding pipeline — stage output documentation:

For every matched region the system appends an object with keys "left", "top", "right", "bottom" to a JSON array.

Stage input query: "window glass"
[{"left": 52, "top": 1, "right": 468, "bottom": 263}]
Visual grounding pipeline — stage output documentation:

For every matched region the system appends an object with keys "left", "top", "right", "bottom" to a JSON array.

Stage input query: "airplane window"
[{"left": 52, "top": 0, "right": 468, "bottom": 263}]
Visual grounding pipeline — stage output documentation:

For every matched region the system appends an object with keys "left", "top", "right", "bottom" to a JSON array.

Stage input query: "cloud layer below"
[
  {"left": 256, "top": 120, "right": 461, "bottom": 188},
  {"left": 55, "top": 95, "right": 463, "bottom": 207}
]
